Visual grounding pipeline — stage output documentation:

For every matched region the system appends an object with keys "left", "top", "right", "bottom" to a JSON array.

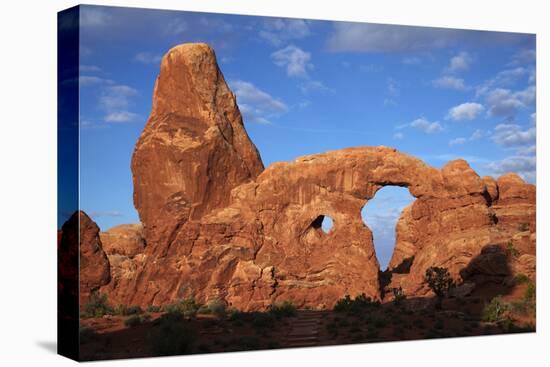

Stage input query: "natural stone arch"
[{"left": 99, "top": 43, "right": 536, "bottom": 312}]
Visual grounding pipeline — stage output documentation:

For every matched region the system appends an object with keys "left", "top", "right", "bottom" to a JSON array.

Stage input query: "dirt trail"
[{"left": 283, "top": 311, "right": 329, "bottom": 348}]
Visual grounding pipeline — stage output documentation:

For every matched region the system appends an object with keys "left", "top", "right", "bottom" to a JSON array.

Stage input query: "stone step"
[{"left": 285, "top": 336, "right": 319, "bottom": 343}]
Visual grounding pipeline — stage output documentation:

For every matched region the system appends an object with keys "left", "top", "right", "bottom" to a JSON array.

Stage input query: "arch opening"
[
  {"left": 310, "top": 214, "right": 334, "bottom": 234},
  {"left": 361, "top": 186, "right": 415, "bottom": 270}
]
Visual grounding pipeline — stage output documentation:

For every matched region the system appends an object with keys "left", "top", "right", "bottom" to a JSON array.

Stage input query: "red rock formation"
[
  {"left": 131, "top": 43, "right": 263, "bottom": 243},
  {"left": 63, "top": 211, "right": 111, "bottom": 306},
  {"left": 97, "top": 43, "right": 536, "bottom": 311}
]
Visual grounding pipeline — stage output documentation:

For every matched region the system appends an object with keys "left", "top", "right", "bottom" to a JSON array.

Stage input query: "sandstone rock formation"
[
  {"left": 91, "top": 43, "right": 536, "bottom": 311},
  {"left": 131, "top": 43, "right": 263, "bottom": 243},
  {"left": 59, "top": 211, "right": 111, "bottom": 306}
]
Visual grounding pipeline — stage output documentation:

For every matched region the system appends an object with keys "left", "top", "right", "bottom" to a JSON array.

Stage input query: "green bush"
[
  {"left": 146, "top": 305, "right": 162, "bottom": 313},
  {"left": 333, "top": 293, "right": 380, "bottom": 314},
  {"left": 513, "top": 273, "right": 530, "bottom": 285},
  {"left": 482, "top": 296, "right": 509, "bottom": 322},
  {"left": 524, "top": 283, "right": 535, "bottom": 303},
  {"left": 197, "top": 299, "right": 227, "bottom": 317},
  {"left": 506, "top": 241, "right": 519, "bottom": 258},
  {"left": 392, "top": 287, "right": 406, "bottom": 306},
  {"left": 270, "top": 301, "right": 297, "bottom": 318},
  {"left": 114, "top": 304, "right": 143, "bottom": 316},
  {"left": 83, "top": 292, "right": 113, "bottom": 318},
  {"left": 124, "top": 314, "right": 143, "bottom": 327},
  {"left": 424, "top": 267, "right": 455, "bottom": 309},
  {"left": 150, "top": 313, "right": 196, "bottom": 356},
  {"left": 163, "top": 297, "right": 200, "bottom": 317},
  {"left": 251, "top": 312, "right": 275, "bottom": 330}
]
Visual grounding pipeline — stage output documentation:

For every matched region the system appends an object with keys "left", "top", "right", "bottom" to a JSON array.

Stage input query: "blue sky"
[{"left": 76, "top": 5, "right": 536, "bottom": 268}]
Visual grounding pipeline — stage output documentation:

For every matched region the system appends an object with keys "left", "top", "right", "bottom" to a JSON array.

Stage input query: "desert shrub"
[
  {"left": 226, "top": 307, "right": 241, "bottom": 319},
  {"left": 79, "top": 326, "right": 97, "bottom": 344},
  {"left": 114, "top": 304, "right": 143, "bottom": 316},
  {"left": 124, "top": 305, "right": 143, "bottom": 315},
  {"left": 513, "top": 273, "right": 530, "bottom": 285},
  {"left": 424, "top": 267, "right": 455, "bottom": 309},
  {"left": 163, "top": 297, "right": 200, "bottom": 318},
  {"left": 482, "top": 296, "right": 509, "bottom": 322},
  {"left": 124, "top": 314, "right": 143, "bottom": 327},
  {"left": 333, "top": 293, "right": 380, "bottom": 314},
  {"left": 198, "top": 299, "right": 227, "bottom": 317},
  {"left": 270, "top": 301, "right": 297, "bottom": 318},
  {"left": 518, "top": 223, "right": 529, "bottom": 232},
  {"left": 83, "top": 292, "right": 113, "bottom": 318},
  {"left": 251, "top": 312, "right": 275, "bottom": 330},
  {"left": 392, "top": 287, "right": 406, "bottom": 306},
  {"left": 150, "top": 313, "right": 196, "bottom": 356},
  {"left": 146, "top": 305, "right": 162, "bottom": 313},
  {"left": 506, "top": 241, "right": 519, "bottom": 258},
  {"left": 524, "top": 283, "right": 536, "bottom": 303}
]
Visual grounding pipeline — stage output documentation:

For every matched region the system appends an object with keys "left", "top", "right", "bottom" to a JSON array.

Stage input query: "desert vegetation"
[{"left": 78, "top": 267, "right": 535, "bottom": 360}]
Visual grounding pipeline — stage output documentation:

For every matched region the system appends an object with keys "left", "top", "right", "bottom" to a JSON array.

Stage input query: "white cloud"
[
  {"left": 79, "top": 76, "right": 113, "bottom": 87},
  {"left": 99, "top": 85, "right": 138, "bottom": 111},
  {"left": 448, "top": 129, "right": 486, "bottom": 146},
  {"left": 79, "top": 65, "right": 102, "bottom": 73},
  {"left": 134, "top": 52, "right": 163, "bottom": 64},
  {"left": 327, "top": 23, "right": 533, "bottom": 53},
  {"left": 410, "top": 117, "right": 443, "bottom": 134},
  {"left": 516, "top": 145, "right": 536, "bottom": 156},
  {"left": 104, "top": 111, "right": 140, "bottom": 123},
  {"left": 326, "top": 23, "right": 454, "bottom": 53},
  {"left": 446, "top": 102, "right": 484, "bottom": 121},
  {"left": 432, "top": 76, "right": 466, "bottom": 90},
  {"left": 271, "top": 45, "right": 313, "bottom": 78},
  {"left": 259, "top": 18, "right": 311, "bottom": 47},
  {"left": 445, "top": 51, "right": 473, "bottom": 73},
  {"left": 80, "top": 7, "right": 112, "bottom": 27},
  {"left": 485, "top": 85, "right": 535, "bottom": 117},
  {"left": 470, "top": 129, "right": 485, "bottom": 140},
  {"left": 509, "top": 49, "right": 536, "bottom": 65},
  {"left": 386, "top": 78, "right": 399, "bottom": 97},
  {"left": 492, "top": 123, "right": 536, "bottom": 147},
  {"left": 402, "top": 56, "right": 422, "bottom": 65},
  {"left": 476, "top": 67, "right": 532, "bottom": 97},
  {"left": 88, "top": 210, "right": 124, "bottom": 218},
  {"left": 164, "top": 18, "right": 187, "bottom": 35},
  {"left": 230, "top": 80, "right": 288, "bottom": 124},
  {"left": 449, "top": 137, "right": 467, "bottom": 146},
  {"left": 393, "top": 132, "right": 404, "bottom": 140},
  {"left": 383, "top": 78, "right": 400, "bottom": 106},
  {"left": 98, "top": 84, "right": 139, "bottom": 123},
  {"left": 486, "top": 156, "right": 536, "bottom": 182},
  {"left": 299, "top": 80, "right": 332, "bottom": 94}
]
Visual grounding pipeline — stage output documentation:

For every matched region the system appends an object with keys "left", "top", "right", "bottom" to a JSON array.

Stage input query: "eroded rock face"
[
  {"left": 131, "top": 43, "right": 263, "bottom": 242},
  {"left": 75, "top": 211, "right": 111, "bottom": 306},
  {"left": 98, "top": 43, "right": 536, "bottom": 310}
]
